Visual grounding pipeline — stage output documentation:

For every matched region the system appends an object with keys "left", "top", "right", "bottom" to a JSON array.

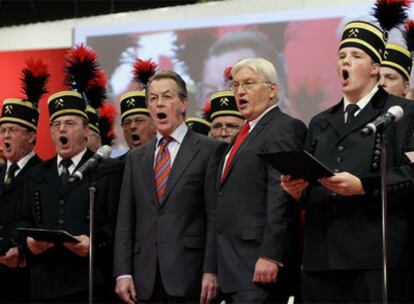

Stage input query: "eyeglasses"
[
  {"left": 230, "top": 81, "right": 271, "bottom": 93},
  {"left": 0, "top": 126, "right": 29, "bottom": 136},
  {"left": 50, "top": 119, "right": 81, "bottom": 130},
  {"left": 122, "top": 117, "right": 150, "bottom": 129},
  {"left": 211, "top": 123, "right": 241, "bottom": 133}
]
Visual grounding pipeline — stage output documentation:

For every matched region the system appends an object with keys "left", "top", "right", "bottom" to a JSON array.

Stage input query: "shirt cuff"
[{"left": 116, "top": 274, "right": 133, "bottom": 281}]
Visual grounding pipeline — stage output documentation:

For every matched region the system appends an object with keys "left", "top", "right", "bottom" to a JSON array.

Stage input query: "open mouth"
[
  {"left": 60, "top": 136, "right": 68, "bottom": 145},
  {"left": 239, "top": 99, "right": 248, "bottom": 105},
  {"left": 342, "top": 70, "right": 349, "bottom": 81},
  {"left": 157, "top": 113, "right": 167, "bottom": 120},
  {"left": 132, "top": 134, "right": 140, "bottom": 141},
  {"left": 4, "top": 142, "right": 10, "bottom": 150}
]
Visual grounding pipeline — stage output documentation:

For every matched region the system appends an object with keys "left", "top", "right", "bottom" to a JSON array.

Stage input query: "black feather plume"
[
  {"left": 373, "top": 0, "right": 410, "bottom": 32},
  {"left": 20, "top": 58, "right": 50, "bottom": 108}
]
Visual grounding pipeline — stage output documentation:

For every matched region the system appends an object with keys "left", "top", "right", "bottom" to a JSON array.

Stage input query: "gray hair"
[{"left": 232, "top": 58, "right": 279, "bottom": 85}]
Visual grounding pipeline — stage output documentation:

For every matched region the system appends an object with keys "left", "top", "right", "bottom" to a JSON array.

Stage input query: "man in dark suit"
[
  {"left": 20, "top": 90, "right": 123, "bottom": 302},
  {"left": 281, "top": 17, "right": 414, "bottom": 303},
  {"left": 216, "top": 58, "right": 307, "bottom": 303},
  {"left": 0, "top": 96, "right": 42, "bottom": 302},
  {"left": 114, "top": 71, "right": 226, "bottom": 304}
]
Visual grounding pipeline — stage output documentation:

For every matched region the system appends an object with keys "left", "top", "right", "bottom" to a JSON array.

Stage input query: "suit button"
[
  {"left": 59, "top": 200, "right": 64, "bottom": 206},
  {"left": 58, "top": 219, "right": 64, "bottom": 225},
  {"left": 0, "top": 237, "right": 3, "bottom": 241},
  {"left": 336, "top": 157, "right": 342, "bottom": 164},
  {"left": 372, "top": 162, "right": 378, "bottom": 169},
  {"left": 337, "top": 146, "right": 344, "bottom": 152},
  {"left": 334, "top": 168, "right": 340, "bottom": 173},
  {"left": 0, "top": 225, "right": 3, "bottom": 230}
]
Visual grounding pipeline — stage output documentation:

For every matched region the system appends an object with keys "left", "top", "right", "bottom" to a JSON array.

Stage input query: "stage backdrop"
[
  {"left": 74, "top": 4, "right": 371, "bottom": 148},
  {"left": 0, "top": 48, "right": 69, "bottom": 160}
]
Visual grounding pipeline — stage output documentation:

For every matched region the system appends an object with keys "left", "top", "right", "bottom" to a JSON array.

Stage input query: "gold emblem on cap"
[
  {"left": 55, "top": 98, "right": 64, "bottom": 108},
  {"left": 126, "top": 98, "right": 136, "bottom": 108},
  {"left": 348, "top": 28, "right": 359, "bottom": 38},
  {"left": 188, "top": 122, "right": 194, "bottom": 127},
  {"left": 4, "top": 105, "right": 13, "bottom": 114},
  {"left": 220, "top": 97, "right": 229, "bottom": 107},
  {"left": 383, "top": 50, "right": 388, "bottom": 59}
]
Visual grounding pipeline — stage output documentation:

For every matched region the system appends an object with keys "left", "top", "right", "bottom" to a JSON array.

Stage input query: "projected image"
[{"left": 75, "top": 12, "right": 350, "bottom": 148}]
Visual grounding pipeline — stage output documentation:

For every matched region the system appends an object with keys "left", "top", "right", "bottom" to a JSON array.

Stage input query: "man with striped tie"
[{"left": 114, "top": 70, "right": 226, "bottom": 304}]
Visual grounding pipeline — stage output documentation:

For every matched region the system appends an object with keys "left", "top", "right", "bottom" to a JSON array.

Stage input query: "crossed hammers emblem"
[
  {"left": 220, "top": 97, "right": 229, "bottom": 107},
  {"left": 4, "top": 105, "right": 13, "bottom": 114},
  {"left": 348, "top": 28, "right": 359, "bottom": 38},
  {"left": 55, "top": 98, "right": 64, "bottom": 108},
  {"left": 126, "top": 98, "right": 136, "bottom": 108}
]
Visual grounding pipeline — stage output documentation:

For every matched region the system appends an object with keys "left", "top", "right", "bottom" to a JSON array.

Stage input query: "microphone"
[
  {"left": 68, "top": 145, "right": 112, "bottom": 184},
  {"left": 360, "top": 106, "right": 404, "bottom": 137}
]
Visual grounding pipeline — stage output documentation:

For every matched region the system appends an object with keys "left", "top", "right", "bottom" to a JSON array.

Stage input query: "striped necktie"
[
  {"left": 154, "top": 136, "right": 173, "bottom": 202},
  {"left": 4, "top": 163, "right": 19, "bottom": 184}
]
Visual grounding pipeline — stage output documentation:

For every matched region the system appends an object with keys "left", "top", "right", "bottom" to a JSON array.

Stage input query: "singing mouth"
[
  {"left": 342, "top": 70, "right": 349, "bottom": 81},
  {"left": 239, "top": 99, "right": 248, "bottom": 105},
  {"left": 60, "top": 136, "right": 68, "bottom": 145},
  {"left": 4, "top": 142, "right": 10, "bottom": 149},
  {"left": 157, "top": 113, "right": 167, "bottom": 119},
  {"left": 132, "top": 134, "right": 140, "bottom": 141}
]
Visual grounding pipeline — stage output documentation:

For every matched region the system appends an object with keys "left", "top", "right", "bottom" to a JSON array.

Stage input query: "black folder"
[
  {"left": 16, "top": 227, "right": 80, "bottom": 244},
  {"left": 259, "top": 151, "right": 334, "bottom": 182}
]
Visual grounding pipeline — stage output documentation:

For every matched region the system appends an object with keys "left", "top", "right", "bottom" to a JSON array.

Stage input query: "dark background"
[{"left": 0, "top": 0, "right": 219, "bottom": 27}]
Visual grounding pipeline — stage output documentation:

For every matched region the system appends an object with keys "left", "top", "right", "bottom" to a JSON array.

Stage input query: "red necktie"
[
  {"left": 221, "top": 123, "right": 250, "bottom": 181},
  {"left": 154, "top": 137, "right": 173, "bottom": 202}
]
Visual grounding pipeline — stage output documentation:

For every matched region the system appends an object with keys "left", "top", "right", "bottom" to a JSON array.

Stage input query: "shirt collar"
[
  {"left": 343, "top": 85, "right": 378, "bottom": 112},
  {"left": 248, "top": 103, "right": 278, "bottom": 131},
  {"left": 156, "top": 122, "right": 188, "bottom": 146},
  {"left": 57, "top": 148, "right": 87, "bottom": 169},
  {"left": 7, "top": 151, "right": 35, "bottom": 171}
]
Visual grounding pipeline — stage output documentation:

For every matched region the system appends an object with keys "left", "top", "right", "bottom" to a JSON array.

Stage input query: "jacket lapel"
[
  {"left": 160, "top": 130, "right": 200, "bottom": 206},
  {"left": 220, "top": 107, "right": 278, "bottom": 185},
  {"left": 142, "top": 139, "right": 158, "bottom": 206},
  {"left": 327, "top": 88, "right": 387, "bottom": 141},
  {"left": 0, "top": 165, "right": 6, "bottom": 196},
  {"left": 2, "top": 154, "right": 41, "bottom": 193}
]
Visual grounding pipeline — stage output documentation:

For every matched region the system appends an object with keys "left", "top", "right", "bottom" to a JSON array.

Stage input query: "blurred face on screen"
[
  {"left": 379, "top": 66, "right": 409, "bottom": 98},
  {"left": 147, "top": 78, "right": 188, "bottom": 136},
  {"left": 337, "top": 47, "right": 380, "bottom": 102},
  {"left": 200, "top": 49, "right": 256, "bottom": 106},
  {"left": 232, "top": 67, "right": 277, "bottom": 121}
]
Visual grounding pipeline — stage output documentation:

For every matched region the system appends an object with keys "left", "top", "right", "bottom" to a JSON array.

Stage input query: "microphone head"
[
  {"left": 96, "top": 145, "right": 112, "bottom": 160},
  {"left": 388, "top": 105, "right": 404, "bottom": 122}
]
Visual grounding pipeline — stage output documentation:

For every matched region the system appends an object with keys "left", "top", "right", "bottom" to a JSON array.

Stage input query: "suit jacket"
[
  {"left": 0, "top": 154, "right": 40, "bottom": 302},
  {"left": 20, "top": 149, "right": 124, "bottom": 300},
  {"left": 216, "top": 106, "right": 307, "bottom": 293},
  {"left": 302, "top": 87, "right": 414, "bottom": 271},
  {"left": 114, "top": 129, "right": 226, "bottom": 300}
]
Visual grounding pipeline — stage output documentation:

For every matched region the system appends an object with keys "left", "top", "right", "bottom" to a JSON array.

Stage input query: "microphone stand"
[
  {"left": 87, "top": 176, "right": 96, "bottom": 304},
  {"left": 379, "top": 130, "right": 388, "bottom": 304}
]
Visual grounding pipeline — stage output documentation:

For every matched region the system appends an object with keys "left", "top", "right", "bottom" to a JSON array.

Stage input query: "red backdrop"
[{"left": 0, "top": 48, "right": 69, "bottom": 160}]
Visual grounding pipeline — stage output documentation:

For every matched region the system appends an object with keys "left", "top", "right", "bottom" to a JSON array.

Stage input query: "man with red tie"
[
  {"left": 114, "top": 70, "right": 226, "bottom": 304},
  {"left": 216, "top": 58, "right": 307, "bottom": 303}
]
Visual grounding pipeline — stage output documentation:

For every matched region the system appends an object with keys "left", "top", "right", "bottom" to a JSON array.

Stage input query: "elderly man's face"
[
  {"left": 50, "top": 115, "right": 88, "bottom": 159},
  {"left": 232, "top": 67, "right": 277, "bottom": 121},
  {"left": 121, "top": 113, "right": 155, "bottom": 149},
  {"left": 0, "top": 123, "right": 35, "bottom": 163},
  {"left": 210, "top": 115, "right": 244, "bottom": 143}
]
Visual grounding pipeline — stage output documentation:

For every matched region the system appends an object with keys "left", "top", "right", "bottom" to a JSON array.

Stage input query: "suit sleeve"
[
  {"left": 203, "top": 141, "right": 227, "bottom": 274},
  {"left": 259, "top": 120, "right": 307, "bottom": 263},
  {"left": 113, "top": 153, "right": 137, "bottom": 277}
]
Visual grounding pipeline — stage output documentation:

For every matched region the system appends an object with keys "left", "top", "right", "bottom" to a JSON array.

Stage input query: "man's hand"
[
  {"left": 200, "top": 273, "right": 219, "bottom": 304},
  {"left": 0, "top": 247, "right": 22, "bottom": 268},
  {"left": 319, "top": 172, "right": 365, "bottom": 196},
  {"left": 26, "top": 237, "right": 54, "bottom": 255},
  {"left": 115, "top": 277, "right": 137, "bottom": 304},
  {"left": 253, "top": 258, "right": 279, "bottom": 284},
  {"left": 281, "top": 175, "right": 309, "bottom": 201},
  {"left": 63, "top": 235, "right": 89, "bottom": 257}
]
